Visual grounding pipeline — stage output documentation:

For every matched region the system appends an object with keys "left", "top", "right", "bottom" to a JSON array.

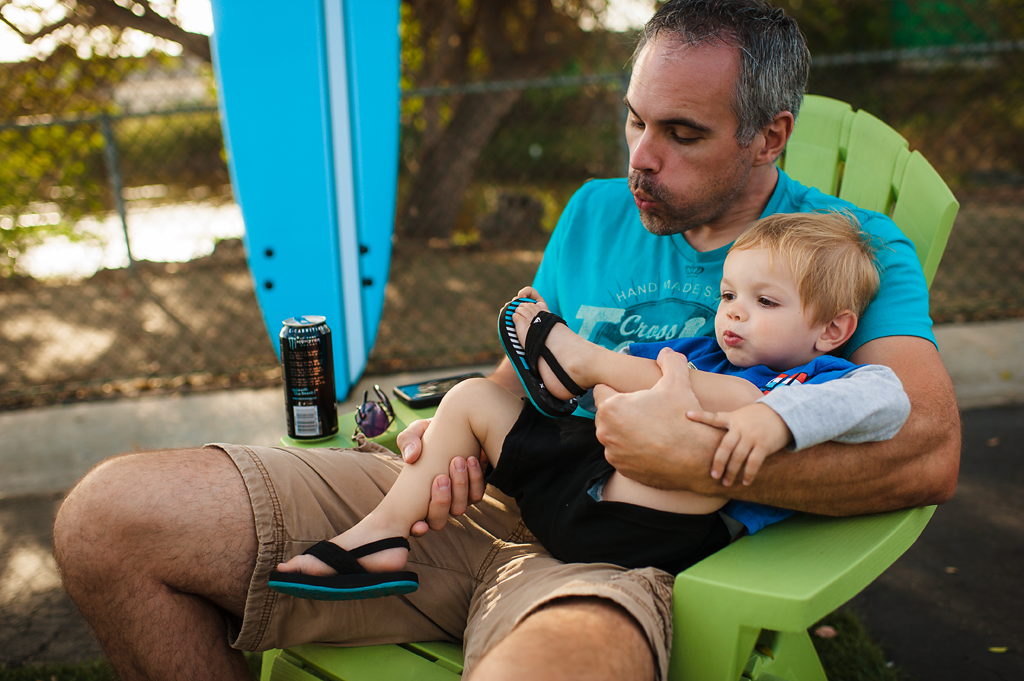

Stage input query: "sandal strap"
[{"left": 524, "top": 311, "right": 586, "bottom": 397}]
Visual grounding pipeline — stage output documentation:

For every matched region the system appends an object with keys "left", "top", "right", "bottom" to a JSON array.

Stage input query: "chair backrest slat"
[{"left": 784, "top": 95, "right": 959, "bottom": 289}]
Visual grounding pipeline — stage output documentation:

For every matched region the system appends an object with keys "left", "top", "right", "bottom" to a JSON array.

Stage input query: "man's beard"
[{"left": 628, "top": 164, "right": 749, "bottom": 236}]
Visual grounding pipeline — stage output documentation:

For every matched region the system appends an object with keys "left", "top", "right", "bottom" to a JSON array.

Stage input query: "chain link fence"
[{"left": 1, "top": 16, "right": 1023, "bottom": 409}]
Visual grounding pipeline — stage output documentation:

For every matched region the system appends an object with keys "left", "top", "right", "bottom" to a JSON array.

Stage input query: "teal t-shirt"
[
  {"left": 531, "top": 169, "right": 934, "bottom": 535},
  {"left": 532, "top": 170, "right": 935, "bottom": 356}
]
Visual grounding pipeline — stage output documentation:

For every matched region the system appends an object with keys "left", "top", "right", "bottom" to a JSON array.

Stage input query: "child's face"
[{"left": 715, "top": 247, "right": 827, "bottom": 371}]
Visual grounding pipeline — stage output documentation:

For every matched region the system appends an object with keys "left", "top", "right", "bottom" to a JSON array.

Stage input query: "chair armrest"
[
  {"left": 670, "top": 506, "right": 935, "bottom": 681},
  {"left": 281, "top": 400, "right": 439, "bottom": 453}
]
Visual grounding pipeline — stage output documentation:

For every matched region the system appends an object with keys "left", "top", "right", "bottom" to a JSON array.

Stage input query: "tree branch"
[{"left": 76, "top": 0, "right": 211, "bottom": 61}]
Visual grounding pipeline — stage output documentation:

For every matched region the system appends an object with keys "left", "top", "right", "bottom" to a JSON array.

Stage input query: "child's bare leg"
[
  {"left": 514, "top": 301, "right": 762, "bottom": 410},
  {"left": 275, "top": 378, "right": 522, "bottom": 576},
  {"left": 512, "top": 300, "right": 662, "bottom": 400}
]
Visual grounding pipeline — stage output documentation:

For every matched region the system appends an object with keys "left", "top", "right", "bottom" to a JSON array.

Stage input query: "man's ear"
[
  {"left": 815, "top": 310, "right": 858, "bottom": 353},
  {"left": 753, "top": 111, "right": 794, "bottom": 167}
]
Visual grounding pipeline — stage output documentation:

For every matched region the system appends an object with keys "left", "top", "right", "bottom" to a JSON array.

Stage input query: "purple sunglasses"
[{"left": 354, "top": 385, "right": 395, "bottom": 439}]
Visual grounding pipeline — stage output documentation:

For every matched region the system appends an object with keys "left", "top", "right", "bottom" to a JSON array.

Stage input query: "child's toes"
[{"left": 276, "top": 554, "right": 336, "bottom": 576}]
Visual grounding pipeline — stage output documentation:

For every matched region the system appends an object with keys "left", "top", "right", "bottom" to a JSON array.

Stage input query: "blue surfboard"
[{"left": 209, "top": 0, "right": 399, "bottom": 400}]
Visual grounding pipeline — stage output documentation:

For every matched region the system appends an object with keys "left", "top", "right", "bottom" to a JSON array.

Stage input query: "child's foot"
[
  {"left": 512, "top": 300, "right": 600, "bottom": 401},
  {"left": 275, "top": 516, "right": 410, "bottom": 576}
]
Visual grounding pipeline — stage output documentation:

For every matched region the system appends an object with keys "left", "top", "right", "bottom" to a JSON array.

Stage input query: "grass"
[
  {"left": 812, "top": 609, "right": 906, "bottom": 681},
  {"left": 1, "top": 612, "right": 902, "bottom": 681}
]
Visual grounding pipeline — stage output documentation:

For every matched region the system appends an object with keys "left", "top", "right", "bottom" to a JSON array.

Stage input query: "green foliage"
[
  {"left": 0, "top": 46, "right": 223, "bottom": 276},
  {"left": 0, "top": 122, "right": 108, "bottom": 276}
]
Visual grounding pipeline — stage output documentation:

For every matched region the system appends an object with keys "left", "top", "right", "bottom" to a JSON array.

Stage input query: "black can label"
[{"left": 280, "top": 316, "right": 339, "bottom": 439}]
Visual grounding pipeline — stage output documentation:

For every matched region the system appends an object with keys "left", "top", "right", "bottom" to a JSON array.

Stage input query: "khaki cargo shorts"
[{"left": 210, "top": 440, "right": 675, "bottom": 678}]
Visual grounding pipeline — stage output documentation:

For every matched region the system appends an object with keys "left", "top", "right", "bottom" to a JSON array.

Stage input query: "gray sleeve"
[{"left": 757, "top": 365, "right": 911, "bottom": 451}]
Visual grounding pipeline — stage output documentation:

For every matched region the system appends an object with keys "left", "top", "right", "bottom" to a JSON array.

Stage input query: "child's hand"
[{"left": 686, "top": 404, "right": 791, "bottom": 486}]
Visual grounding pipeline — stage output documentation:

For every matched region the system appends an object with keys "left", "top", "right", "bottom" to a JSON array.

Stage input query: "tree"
[
  {"left": 397, "top": 0, "right": 631, "bottom": 239},
  {"left": 0, "top": 0, "right": 210, "bottom": 62},
  {"left": 1, "top": 0, "right": 633, "bottom": 248}
]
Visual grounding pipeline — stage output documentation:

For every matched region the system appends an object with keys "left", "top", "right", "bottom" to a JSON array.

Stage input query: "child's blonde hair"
[{"left": 730, "top": 211, "right": 881, "bottom": 326}]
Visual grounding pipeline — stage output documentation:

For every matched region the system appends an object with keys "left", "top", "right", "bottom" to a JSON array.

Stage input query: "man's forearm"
[{"left": 598, "top": 337, "right": 961, "bottom": 516}]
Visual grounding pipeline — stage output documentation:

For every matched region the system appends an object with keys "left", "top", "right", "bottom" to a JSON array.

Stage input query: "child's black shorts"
[{"left": 486, "top": 402, "right": 730, "bottom": 575}]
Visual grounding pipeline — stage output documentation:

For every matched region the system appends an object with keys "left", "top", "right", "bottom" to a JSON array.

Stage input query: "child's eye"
[
  {"left": 720, "top": 292, "right": 735, "bottom": 301},
  {"left": 758, "top": 297, "right": 778, "bottom": 307}
]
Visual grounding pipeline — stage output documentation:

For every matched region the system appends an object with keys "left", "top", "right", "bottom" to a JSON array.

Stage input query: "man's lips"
[{"left": 632, "top": 189, "right": 658, "bottom": 211}]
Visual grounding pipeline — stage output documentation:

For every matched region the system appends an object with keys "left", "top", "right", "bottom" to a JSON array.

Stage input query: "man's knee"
[
  {"left": 53, "top": 447, "right": 239, "bottom": 576},
  {"left": 471, "top": 596, "right": 657, "bottom": 681}
]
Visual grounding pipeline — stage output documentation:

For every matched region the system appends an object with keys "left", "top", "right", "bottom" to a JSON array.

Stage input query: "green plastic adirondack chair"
[{"left": 260, "top": 95, "right": 959, "bottom": 681}]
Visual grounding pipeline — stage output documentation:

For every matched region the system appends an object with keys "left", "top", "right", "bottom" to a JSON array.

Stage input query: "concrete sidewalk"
[{"left": 3, "top": 319, "right": 1021, "bottom": 499}]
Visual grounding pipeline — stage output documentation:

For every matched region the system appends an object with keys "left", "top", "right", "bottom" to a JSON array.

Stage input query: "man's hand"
[
  {"left": 687, "top": 403, "right": 791, "bottom": 486},
  {"left": 397, "top": 418, "right": 486, "bottom": 536},
  {"left": 593, "top": 348, "right": 723, "bottom": 492}
]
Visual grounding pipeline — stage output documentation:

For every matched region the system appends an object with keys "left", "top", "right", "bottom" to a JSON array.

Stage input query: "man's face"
[{"left": 624, "top": 38, "right": 758, "bottom": 235}]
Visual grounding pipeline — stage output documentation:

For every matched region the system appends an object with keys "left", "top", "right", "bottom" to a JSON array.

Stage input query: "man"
[{"left": 53, "top": 2, "right": 959, "bottom": 680}]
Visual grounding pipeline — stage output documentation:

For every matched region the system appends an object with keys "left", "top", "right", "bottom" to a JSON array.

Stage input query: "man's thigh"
[
  {"left": 465, "top": 535, "right": 676, "bottom": 680},
  {"left": 212, "top": 441, "right": 523, "bottom": 651}
]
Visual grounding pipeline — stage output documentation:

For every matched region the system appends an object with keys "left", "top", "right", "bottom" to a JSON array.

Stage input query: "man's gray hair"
[{"left": 633, "top": 0, "right": 811, "bottom": 146}]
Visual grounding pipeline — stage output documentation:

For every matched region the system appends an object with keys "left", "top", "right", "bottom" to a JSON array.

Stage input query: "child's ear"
[{"left": 815, "top": 311, "right": 858, "bottom": 353}]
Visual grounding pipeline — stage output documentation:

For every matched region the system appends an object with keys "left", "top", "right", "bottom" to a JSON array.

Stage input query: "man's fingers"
[
  {"left": 398, "top": 418, "right": 431, "bottom": 464},
  {"left": 467, "top": 456, "right": 486, "bottom": 505},
  {"left": 425, "top": 474, "right": 452, "bottom": 531},
  {"left": 516, "top": 286, "right": 546, "bottom": 307},
  {"left": 591, "top": 383, "right": 620, "bottom": 410},
  {"left": 447, "top": 457, "right": 470, "bottom": 517},
  {"left": 653, "top": 347, "right": 692, "bottom": 390}
]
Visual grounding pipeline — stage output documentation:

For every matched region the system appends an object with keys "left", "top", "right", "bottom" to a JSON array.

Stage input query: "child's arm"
[{"left": 688, "top": 364, "right": 911, "bottom": 486}]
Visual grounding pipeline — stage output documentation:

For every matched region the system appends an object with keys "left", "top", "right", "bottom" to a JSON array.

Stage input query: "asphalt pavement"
[{"left": 1, "top": 319, "right": 1022, "bottom": 678}]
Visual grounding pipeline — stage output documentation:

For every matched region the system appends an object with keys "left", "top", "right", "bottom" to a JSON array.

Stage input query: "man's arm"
[{"left": 594, "top": 337, "right": 959, "bottom": 515}]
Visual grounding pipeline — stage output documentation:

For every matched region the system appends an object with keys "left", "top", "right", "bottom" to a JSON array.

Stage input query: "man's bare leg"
[
  {"left": 53, "top": 448, "right": 257, "bottom": 681},
  {"left": 469, "top": 597, "right": 655, "bottom": 681}
]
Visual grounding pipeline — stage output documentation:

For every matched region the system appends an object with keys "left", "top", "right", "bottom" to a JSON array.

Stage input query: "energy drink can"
[{"left": 280, "top": 316, "right": 339, "bottom": 440}]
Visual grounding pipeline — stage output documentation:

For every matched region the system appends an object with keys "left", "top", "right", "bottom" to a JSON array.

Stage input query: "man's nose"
[{"left": 628, "top": 131, "right": 661, "bottom": 174}]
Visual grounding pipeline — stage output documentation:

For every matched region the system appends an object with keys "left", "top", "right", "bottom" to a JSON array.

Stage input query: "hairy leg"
[
  {"left": 53, "top": 448, "right": 257, "bottom": 681},
  {"left": 468, "top": 597, "right": 655, "bottom": 681},
  {"left": 277, "top": 378, "right": 523, "bottom": 576}
]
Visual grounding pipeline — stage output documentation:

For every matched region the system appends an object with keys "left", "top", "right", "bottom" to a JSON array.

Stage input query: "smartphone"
[{"left": 392, "top": 372, "right": 485, "bottom": 408}]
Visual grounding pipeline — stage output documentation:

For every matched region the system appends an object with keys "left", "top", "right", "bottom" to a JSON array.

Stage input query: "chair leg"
[{"left": 747, "top": 631, "right": 827, "bottom": 681}]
